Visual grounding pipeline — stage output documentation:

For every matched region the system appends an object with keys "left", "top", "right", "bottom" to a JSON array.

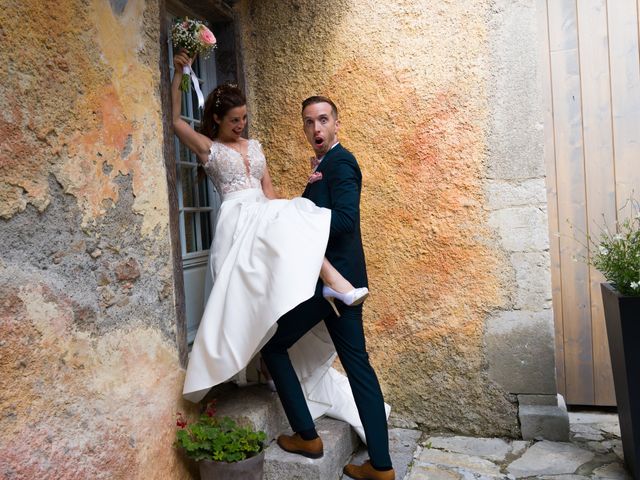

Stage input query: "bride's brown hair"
[{"left": 200, "top": 84, "right": 246, "bottom": 139}]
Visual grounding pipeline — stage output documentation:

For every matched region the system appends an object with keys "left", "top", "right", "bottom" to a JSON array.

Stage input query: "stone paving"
[{"left": 404, "top": 411, "right": 630, "bottom": 479}]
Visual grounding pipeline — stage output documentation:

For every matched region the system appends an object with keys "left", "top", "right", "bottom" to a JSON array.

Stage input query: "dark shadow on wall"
[{"left": 109, "top": 0, "right": 128, "bottom": 16}]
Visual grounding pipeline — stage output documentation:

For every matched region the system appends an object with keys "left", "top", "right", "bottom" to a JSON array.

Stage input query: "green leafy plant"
[
  {"left": 576, "top": 197, "right": 640, "bottom": 296},
  {"left": 175, "top": 401, "right": 266, "bottom": 463}
]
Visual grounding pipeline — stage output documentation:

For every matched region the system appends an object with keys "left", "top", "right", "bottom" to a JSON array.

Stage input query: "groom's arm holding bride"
[{"left": 323, "top": 152, "right": 362, "bottom": 237}]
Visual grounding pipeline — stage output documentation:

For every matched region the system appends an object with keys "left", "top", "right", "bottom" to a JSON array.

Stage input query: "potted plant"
[
  {"left": 585, "top": 198, "right": 639, "bottom": 478},
  {"left": 175, "top": 401, "right": 267, "bottom": 480}
]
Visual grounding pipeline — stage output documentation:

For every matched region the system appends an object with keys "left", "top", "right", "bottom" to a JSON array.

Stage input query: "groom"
[{"left": 261, "top": 96, "right": 395, "bottom": 480}]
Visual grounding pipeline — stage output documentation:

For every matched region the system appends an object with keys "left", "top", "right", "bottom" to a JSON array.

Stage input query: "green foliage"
[
  {"left": 175, "top": 413, "right": 266, "bottom": 463},
  {"left": 580, "top": 198, "right": 640, "bottom": 296}
]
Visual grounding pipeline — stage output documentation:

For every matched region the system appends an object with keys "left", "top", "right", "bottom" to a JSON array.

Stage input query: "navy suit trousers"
[{"left": 261, "top": 296, "right": 392, "bottom": 469}]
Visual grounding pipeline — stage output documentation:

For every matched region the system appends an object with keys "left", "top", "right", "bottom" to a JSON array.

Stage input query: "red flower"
[
  {"left": 205, "top": 400, "right": 217, "bottom": 418},
  {"left": 176, "top": 412, "right": 187, "bottom": 429}
]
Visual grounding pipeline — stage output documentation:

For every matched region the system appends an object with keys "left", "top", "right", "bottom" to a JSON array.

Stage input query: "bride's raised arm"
[{"left": 171, "top": 50, "right": 213, "bottom": 163}]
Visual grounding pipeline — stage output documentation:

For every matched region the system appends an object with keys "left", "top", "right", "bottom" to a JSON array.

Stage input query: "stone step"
[
  {"left": 341, "top": 428, "right": 422, "bottom": 480},
  {"left": 264, "top": 416, "right": 360, "bottom": 480},
  {"left": 211, "top": 383, "right": 289, "bottom": 442}
]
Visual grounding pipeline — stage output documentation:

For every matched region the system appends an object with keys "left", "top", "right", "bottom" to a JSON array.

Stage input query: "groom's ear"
[{"left": 335, "top": 118, "right": 341, "bottom": 133}]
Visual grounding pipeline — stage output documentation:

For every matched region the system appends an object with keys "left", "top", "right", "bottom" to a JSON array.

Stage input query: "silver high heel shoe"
[{"left": 322, "top": 286, "right": 369, "bottom": 316}]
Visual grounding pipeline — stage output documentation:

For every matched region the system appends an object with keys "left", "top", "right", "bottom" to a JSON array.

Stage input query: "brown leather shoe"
[
  {"left": 343, "top": 460, "right": 395, "bottom": 480},
  {"left": 276, "top": 433, "right": 323, "bottom": 459}
]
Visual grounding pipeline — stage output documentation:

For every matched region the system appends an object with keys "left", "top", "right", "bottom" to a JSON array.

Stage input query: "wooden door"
[{"left": 540, "top": 0, "right": 640, "bottom": 405}]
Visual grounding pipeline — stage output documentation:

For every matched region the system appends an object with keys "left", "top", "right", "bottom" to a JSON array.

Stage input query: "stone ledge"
[
  {"left": 518, "top": 394, "right": 570, "bottom": 441},
  {"left": 264, "top": 417, "right": 359, "bottom": 480},
  {"left": 342, "top": 428, "right": 422, "bottom": 480},
  {"left": 486, "top": 310, "right": 556, "bottom": 394},
  {"left": 212, "top": 384, "right": 289, "bottom": 442}
]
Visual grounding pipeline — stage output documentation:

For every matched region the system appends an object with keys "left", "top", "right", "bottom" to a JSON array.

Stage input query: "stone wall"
[
  {"left": 483, "top": 0, "right": 556, "bottom": 397},
  {"left": 237, "top": 0, "right": 552, "bottom": 436},
  {"left": 0, "top": 0, "right": 194, "bottom": 478},
  {"left": 0, "top": 0, "right": 555, "bottom": 476}
]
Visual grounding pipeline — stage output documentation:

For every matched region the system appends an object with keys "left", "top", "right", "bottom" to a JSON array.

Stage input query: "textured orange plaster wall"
[
  {"left": 0, "top": 0, "right": 167, "bottom": 235},
  {"left": 239, "top": 0, "right": 518, "bottom": 435},
  {"left": 0, "top": 279, "right": 193, "bottom": 479},
  {"left": 0, "top": 0, "right": 194, "bottom": 477}
]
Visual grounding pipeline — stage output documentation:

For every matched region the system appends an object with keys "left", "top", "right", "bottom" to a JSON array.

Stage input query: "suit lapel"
[{"left": 317, "top": 143, "right": 342, "bottom": 173}]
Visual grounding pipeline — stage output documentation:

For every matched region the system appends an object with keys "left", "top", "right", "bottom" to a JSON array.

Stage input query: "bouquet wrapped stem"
[{"left": 180, "top": 67, "right": 191, "bottom": 92}]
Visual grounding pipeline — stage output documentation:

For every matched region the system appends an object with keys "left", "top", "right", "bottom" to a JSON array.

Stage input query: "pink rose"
[{"left": 199, "top": 26, "right": 216, "bottom": 46}]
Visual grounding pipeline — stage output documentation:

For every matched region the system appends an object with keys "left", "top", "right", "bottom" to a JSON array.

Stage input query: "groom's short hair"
[{"left": 301, "top": 96, "right": 338, "bottom": 119}]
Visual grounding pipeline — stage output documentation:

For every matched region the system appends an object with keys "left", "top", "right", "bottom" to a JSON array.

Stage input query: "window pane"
[
  {"left": 200, "top": 211, "right": 212, "bottom": 249},
  {"left": 181, "top": 89, "right": 189, "bottom": 116},
  {"left": 192, "top": 59, "right": 201, "bottom": 77},
  {"left": 178, "top": 141, "right": 188, "bottom": 163},
  {"left": 197, "top": 173, "right": 210, "bottom": 207},
  {"left": 184, "top": 212, "right": 197, "bottom": 253},
  {"left": 178, "top": 142, "right": 194, "bottom": 163},
  {"left": 191, "top": 87, "right": 203, "bottom": 121},
  {"left": 180, "top": 166, "right": 196, "bottom": 208}
]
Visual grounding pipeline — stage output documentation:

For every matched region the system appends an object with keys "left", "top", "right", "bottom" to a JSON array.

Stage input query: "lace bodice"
[{"left": 204, "top": 139, "right": 266, "bottom": 197}]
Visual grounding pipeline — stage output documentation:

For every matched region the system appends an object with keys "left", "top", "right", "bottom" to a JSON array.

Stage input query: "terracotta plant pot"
[
  {"left": 601, "top": 283, "right": 640, "bottom": 478},
  {"left": 198, "top": 450, "right": 265, "bottom": 480}
]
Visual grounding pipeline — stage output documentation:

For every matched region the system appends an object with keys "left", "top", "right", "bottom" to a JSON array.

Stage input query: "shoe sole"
[
  {"left": 343, "top": 473, "right": 393, "bottom": 480},
  {"left": 277, "top": 440, "right": 323, "bottom": 459},
  {"left": 342, "top": 471, "right": 375, "bottom": 480},
  {"left": 343, "top": 466, "right": 395, "bottom": 480},
  {"left": 350, "top": 292, "right": 369, "bottom": 306}
]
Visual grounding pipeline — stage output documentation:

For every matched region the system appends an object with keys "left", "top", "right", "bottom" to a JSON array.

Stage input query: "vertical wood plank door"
[{"left": 541, "top": 0, "right": 640, "bottom": 406}]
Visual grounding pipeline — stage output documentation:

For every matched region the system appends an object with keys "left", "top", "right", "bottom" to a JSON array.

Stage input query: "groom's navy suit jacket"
[
  {"left": 265, "top": 144, "right": 391, "bottom": 469},
  {"left": 302, "top": 143, "right": 368, "bottom": 292}
]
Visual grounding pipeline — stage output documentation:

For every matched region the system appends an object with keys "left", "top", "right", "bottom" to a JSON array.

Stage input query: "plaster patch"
[
  {"left": 0, "top": 0, "right": 168, "bottom": 236},
  {"left": 238, "top": 0, "right": 515, "bottom": 434},
  {"left": 0, "top": 275, "right": 190, "bottom": 479}
]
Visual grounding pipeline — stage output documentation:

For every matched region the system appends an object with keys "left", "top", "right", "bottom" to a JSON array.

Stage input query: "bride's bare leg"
[{"left": 319, "top": 258, "right": 354, "bottom": 293}]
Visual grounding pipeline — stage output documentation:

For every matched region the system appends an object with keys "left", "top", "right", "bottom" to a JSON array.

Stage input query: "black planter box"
[{"left": 601, "top": 283, "right": 640, "bottom": 478}]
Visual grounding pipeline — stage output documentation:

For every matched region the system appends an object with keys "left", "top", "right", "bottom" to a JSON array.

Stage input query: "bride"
[{"left": 171, "top": 51, "right": 375, "bottom": 440}]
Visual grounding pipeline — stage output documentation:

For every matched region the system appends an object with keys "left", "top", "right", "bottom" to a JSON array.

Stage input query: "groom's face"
[{"left": 302, "top": 102, "right": 340, "bottom": 157}]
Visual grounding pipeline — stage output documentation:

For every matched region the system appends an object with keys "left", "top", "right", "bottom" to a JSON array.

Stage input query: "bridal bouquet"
[{"left": 171, "top": 18, "right": 217, "bottom": 106}]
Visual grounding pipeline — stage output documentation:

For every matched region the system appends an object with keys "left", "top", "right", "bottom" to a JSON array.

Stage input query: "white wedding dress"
[{"left": 182, "top": 139, "right": 386, "bottom": 442}]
